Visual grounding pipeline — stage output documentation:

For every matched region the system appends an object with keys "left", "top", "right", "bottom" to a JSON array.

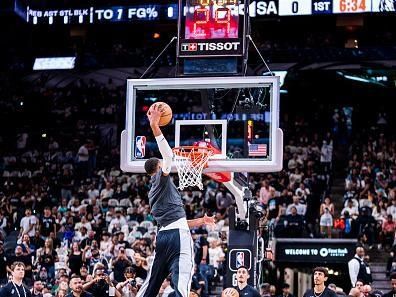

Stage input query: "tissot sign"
[
  {"left": 179, "top": 38, "right": 243, "bottom": 57},
  {"left": 275, "top": 239, "right": 356, "bottom": 264}
]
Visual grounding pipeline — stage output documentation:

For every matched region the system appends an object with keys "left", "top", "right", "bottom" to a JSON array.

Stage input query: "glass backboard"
[{"left": 120, "top": 76, "right": 283, "bottom": 173}]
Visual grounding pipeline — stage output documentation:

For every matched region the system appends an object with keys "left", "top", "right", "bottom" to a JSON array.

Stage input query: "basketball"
[
  {"left": 149, "top": 102, "right": 173, "bottom": 126},
  {"left": 221, "top": 288, "right": 239, "bottom": 297}
]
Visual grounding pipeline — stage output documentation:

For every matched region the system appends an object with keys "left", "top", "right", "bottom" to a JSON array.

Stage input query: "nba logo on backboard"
[
  {"left": 135, "top": 136, "right": 146, "bottom": 159},
  {"left": 236, "top": 252, "right": 244, "bottom": 268}
]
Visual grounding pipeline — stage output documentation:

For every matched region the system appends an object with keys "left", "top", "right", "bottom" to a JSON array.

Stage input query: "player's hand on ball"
[
  {"left": 147, "top": 104, "right": 162, "bottom": 127},
  {"left": 203, "top": 214, "right": 216, "bottom": 227}
]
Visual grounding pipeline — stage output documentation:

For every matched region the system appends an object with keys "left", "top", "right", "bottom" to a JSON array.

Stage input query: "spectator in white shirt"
[
  {"left": 208, "top": 238, "right": 225, "bottom": 270},
  {"left": 286, "top": 196, "right": 307, "bottom": 216},
  {"left": 341, "top": 200, "right": 359, "bottom": 219},
  {"left": 19, "top": 208, "right": 38, "bottom": 238},
  {"left": 100, "top": 182, "right": 114, "bottom": 200},
  {"left": 108, "top": 210, "right": 127, "bottom": 233},
  {"left": 74, "top": 216, "right": 92, "bottom": 232},
  {"left": 387, "top": 199, "right": 396, "bottom": 220}
]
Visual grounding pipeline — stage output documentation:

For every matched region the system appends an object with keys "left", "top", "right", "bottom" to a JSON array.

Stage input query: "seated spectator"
[
  {"left": 372, "top": 200, "right": 388, "bottom": 223},
  {"left": 387, "top": 199, "right": 396, "bottom": 220},
  {"left": 341, "top": 200, "right": 359, "bottom": 219},
  {"left": 380, "top": 215, "right": 395, "bottom": 250},
  {"left": 286, "top": 196, "right": 306, "bottom": 216},
  {"left": 285, "top": 207, "right": 304, "bottom": 238}
]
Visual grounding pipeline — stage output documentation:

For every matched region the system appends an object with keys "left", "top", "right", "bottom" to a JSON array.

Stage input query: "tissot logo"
[
  {"left": 180, "top": 43, "right": 197, "bottom": 51},
  {"left": 179, "top": 38, "right": 243, "bottom": 57},
  {"left": 181, "top": 41, "right": 241, "bottom": 52}
]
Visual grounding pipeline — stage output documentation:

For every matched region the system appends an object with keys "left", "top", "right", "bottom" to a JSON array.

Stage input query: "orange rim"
[{"left": 173, "top": 146, "right": 214, "bottom": 166}]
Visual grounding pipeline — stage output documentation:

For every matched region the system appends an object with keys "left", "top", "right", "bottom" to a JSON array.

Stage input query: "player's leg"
[
  {"left": 169, "top": 229, "right": 194, "bottom": 297},
  {"left": 136, "top": 233, "right": 169, "bottom": 297}
]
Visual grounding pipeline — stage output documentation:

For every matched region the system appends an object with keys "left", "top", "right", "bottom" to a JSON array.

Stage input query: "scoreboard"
[
  {"left": 278, "top": 0, "right": 373, "bottom": 16},
  {"left": 16, "top": 0, "right": 396, "bottom": 25}
]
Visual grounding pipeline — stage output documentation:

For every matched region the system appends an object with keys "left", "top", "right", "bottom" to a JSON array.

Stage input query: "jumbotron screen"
[{"left": 184, "top": 0, "right": 239, "bottom": 40}]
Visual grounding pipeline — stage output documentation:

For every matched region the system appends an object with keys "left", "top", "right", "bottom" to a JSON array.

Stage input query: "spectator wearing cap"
[
  {"left": 66, "top": 275, "right": 92, "bottom": 297},
  {"left": 83, "top": 263, "right": 120, "bottom": 297},
  {"left": 0, "top": 262, "right": 32, "bottom": 297},
  {"left": 85, "top": 247, "right": 108, "bottom": 275},
  {"left": 303, "top": 267, "right": 337, "bottom": 297},
  {"left": 277, "top": 283, "right": 294, "bottom": 297}
]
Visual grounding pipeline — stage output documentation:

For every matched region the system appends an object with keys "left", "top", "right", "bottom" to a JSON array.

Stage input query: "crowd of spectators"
[{"left": 1, "top": 67, "right": 395, "bottom": 297}]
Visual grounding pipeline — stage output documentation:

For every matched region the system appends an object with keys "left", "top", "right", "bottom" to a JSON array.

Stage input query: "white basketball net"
[{"left": 173, "top": 146, "right": 213, "bottom": 190}]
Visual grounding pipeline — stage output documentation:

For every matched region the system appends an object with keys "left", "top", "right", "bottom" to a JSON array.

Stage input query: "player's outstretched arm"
[
  {"left": 147, "top": 104, "right": 173, "bottom": 176},
  {"left": 187, "top": 214, "right": 216, "bottom": 228}
]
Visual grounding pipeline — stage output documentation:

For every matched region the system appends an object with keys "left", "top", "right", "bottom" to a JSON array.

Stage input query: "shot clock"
[
  {"left": 177, "top": 0, "right": 245, "bottom": 58},
  {"left": 177, "top": 0, "right": 248, "bottom": 76},
  {"left": 184, "top": 0, "right": 239, "bottom": 39}
]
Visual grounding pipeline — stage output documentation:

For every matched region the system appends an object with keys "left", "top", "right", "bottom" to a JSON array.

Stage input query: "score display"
[
  {"left": 278, "top": 0, "right": 377, "bottom": 15},
  {"left": 184, "top": 0, "right": 239, "bottom": 39}
]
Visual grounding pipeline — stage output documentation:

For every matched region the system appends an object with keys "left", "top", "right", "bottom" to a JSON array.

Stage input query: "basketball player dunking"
[{"left": 136, "top": 104, "right": 215, "bottom": 297}]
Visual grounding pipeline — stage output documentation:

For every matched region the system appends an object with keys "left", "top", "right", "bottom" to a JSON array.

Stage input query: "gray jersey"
[{"left": 148, "top": 170, "right": 186, "bottom": 227}]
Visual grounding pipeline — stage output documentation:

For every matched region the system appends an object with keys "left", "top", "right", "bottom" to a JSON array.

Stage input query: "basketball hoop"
[{"left": 173, "top": 146, "right": 214, "bottom": 190}]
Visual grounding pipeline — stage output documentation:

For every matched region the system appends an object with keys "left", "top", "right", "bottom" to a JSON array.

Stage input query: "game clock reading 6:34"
[
  {"left": 333, "top": 0, "right": 371, "bottom": 13},
  {"left": 185, "top": 0, "right": 239, "bottom": 39}
]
